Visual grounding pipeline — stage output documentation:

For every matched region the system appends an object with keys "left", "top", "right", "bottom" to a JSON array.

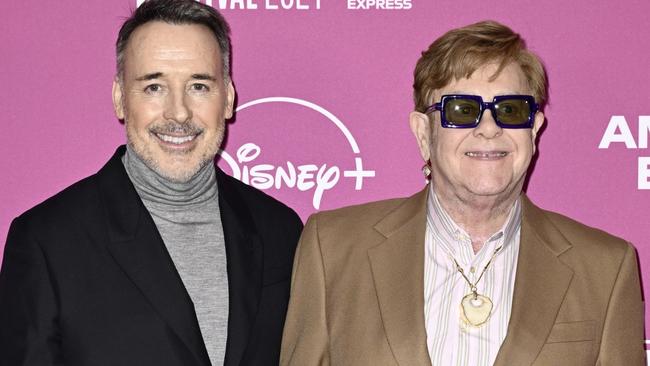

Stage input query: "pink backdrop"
[{"left": 1, "top": 0, "right": 649, "bottom": 349}]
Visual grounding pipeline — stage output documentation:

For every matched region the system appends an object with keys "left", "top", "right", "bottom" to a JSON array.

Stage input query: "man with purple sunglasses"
[{"left": 281, "top": 21, "right": 644, "bottom": 365}]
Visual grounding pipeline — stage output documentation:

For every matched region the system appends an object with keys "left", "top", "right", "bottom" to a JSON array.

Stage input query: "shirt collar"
[{"left": 426, "top": 184, "right": 521, "bottom": 257}]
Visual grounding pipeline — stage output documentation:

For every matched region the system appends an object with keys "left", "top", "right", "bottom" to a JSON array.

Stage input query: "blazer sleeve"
[
  {"left": 280, "top": 214, "right": 330, "bottom": 366},
  {"left": 596, "top": 243, "right": 645, "bottom": 365},
  {"left": 0, "top": 217, "right": 63, "bottom": 365}
]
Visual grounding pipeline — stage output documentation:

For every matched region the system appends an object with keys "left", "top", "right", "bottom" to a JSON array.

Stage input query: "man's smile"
[
  {"left": 154, "top": 132, "right": 200, "bottom": 145},
  {"left": 464, "top": 151, "right": 508, "bottom": 159}
]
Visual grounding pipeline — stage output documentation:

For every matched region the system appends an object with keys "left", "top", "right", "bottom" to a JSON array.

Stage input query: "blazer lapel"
[
  {"left": 367, "top": 188, "right": 431, "bottom": 366},
  {"left": 216, "top": 168, "right": 263, "bottom": 366},
  {"left": 99, "top": 147, "right": 210, "bottom": 366},
  {"left": 494, "top": 195, "right": 574, "bottom": 366}
]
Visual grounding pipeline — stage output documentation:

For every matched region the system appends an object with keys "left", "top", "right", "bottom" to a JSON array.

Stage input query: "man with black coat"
[{"left": 0, "top": 1, "right": 303, "bottom": 365}]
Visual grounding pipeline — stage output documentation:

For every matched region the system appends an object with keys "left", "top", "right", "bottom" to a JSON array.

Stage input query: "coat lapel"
[
  {"left": 494, "top": 195, "right": 574, "bottom": 365},
  {"left": 99, "top": 147, "right": 210, "bottom": 366},
  {"left": 216, "top": 168, "right": 263, "bottom": 366},
  {"left": 365, "top": 187, "right": 574, "bottom": 365},
  {"left": 367, "top": 188, "right": 431, "bottom": 366}
]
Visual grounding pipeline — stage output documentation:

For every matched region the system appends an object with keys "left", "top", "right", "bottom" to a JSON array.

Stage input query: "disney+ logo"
[{"left": 219, "top": 97, "right": 375, "bottom": 209}]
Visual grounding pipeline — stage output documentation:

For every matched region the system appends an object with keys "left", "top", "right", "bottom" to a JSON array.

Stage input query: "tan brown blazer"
[{"left": 280, "top": 187, "right": 645, "bottom": 366}]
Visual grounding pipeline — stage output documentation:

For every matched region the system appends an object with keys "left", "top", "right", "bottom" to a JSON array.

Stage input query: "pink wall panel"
[{"left": 2, "top": 0, "right": 649, "bottom": 343}]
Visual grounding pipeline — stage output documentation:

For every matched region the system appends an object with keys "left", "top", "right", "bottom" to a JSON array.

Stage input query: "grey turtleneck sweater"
[{"left": 122, "top": 146, "right": 228, "bottom": 365}]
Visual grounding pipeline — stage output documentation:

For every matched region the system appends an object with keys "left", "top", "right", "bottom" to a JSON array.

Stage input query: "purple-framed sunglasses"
[{"left": 425, "top": 94, "right": 539, "bottom": 129}]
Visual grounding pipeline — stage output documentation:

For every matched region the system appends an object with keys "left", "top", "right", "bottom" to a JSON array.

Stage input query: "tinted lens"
[
  {"left": 444, "top": 98, "right": 481, "bottom": 125},
  {"left": 494, "top": 98, "right": 531, "bottom": 125}
]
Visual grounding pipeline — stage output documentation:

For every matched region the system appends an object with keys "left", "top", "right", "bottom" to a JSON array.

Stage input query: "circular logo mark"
[{"left": 218, "top": 97, "right": 375, "bottom": 211}]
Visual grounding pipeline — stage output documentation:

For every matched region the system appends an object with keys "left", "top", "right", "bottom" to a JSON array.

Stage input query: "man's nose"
[
  {"left": 163, "top": 88, "right": 191, "bottom": 123},
  {"left": 473, "top": 109, "right": 502, "bottom": 139}
]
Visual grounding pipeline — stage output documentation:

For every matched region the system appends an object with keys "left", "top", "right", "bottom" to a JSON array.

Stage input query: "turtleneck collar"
[{"left": 122, "top": 145, "right": 218, "bottom": 209}]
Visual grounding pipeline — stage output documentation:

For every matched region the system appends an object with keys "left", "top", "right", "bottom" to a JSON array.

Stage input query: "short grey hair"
[{"left": 115, "top": 0, "right": 231, "bottom": 81}]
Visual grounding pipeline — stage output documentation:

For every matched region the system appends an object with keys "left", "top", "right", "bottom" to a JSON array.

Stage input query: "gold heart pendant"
[{"left": 460, "top": 293, "right": 493, "bottom": 327}]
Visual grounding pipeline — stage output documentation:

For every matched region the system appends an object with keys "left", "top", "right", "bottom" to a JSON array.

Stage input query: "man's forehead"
[
  {"left": 134, "top": 71, "right": 217, "bottom": 81},
  {"left": 433, "top": 63, "right": 528, "bottom": 97},
  {"left": 122, "top": 21, "right": 222, "bottom": 77},
  {"left": 127, "top": 22, "right": 218, "bottom": 51}
]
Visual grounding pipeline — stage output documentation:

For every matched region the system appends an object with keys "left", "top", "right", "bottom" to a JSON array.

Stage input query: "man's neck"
[
  {"left": 121, "top": 145, "right": 218, "bottom": 208},
  {"left": 432, "top": 186, "right": 521, "bottom": 253}
]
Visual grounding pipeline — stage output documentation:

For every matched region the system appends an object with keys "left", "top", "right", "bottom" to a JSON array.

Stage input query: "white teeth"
[
  {"left": 156, "top": 133, "right": 196, "bottom": 144},
  {"left": 465, "top": 152, "right": 507, "bottom": 158}
]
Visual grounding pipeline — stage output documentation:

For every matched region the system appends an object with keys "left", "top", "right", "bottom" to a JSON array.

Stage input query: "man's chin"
[
  {"left": 129, "top": 140, "right": 217, "bottom": 182},
  {"left": 462, "top": 180, "right": 523, "bottom": 201},
  {"left": 154, "top": 163, "right": 203, "bottom": 183}
]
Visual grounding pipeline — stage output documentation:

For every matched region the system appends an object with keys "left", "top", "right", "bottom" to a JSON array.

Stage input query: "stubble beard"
[{"left": 125, "top": 118, "right": 224, "bottom": 183}]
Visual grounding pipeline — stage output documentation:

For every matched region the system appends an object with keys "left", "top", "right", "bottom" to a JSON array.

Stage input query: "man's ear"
[
  {"left": 112, "top": 77, "right": 125, "bottom": 120},
  {"left": 409, "top": 111, "right": 432, "bottom": 161},
  {"left": 224, "top": 81, "right": 235, "bottom": 119},
  {"left": 531, "top": 111, "right": 545, "bottom": 154}
]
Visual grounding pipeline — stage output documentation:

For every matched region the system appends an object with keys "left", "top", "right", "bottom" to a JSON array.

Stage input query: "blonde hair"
[{"left": 413, "top": 20, "right": 547, "bottom": 113}]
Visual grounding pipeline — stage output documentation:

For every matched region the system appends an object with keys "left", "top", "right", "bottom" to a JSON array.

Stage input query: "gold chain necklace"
[{"left": 450, "top": 245, "right": 502, "bottom": 328}]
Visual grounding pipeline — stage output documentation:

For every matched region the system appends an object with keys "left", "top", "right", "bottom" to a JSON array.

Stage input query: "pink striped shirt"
[{"left": 424, "top": 186, "right": 521, "bottom": 366}]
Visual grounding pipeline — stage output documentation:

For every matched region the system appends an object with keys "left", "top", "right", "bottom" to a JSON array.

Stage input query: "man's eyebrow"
[
  {"left": 191, "top": 73, "right": 217, "bottom": 81},
  {"left": 135, "top": 72, "right": 163, "bottom": 81}
]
